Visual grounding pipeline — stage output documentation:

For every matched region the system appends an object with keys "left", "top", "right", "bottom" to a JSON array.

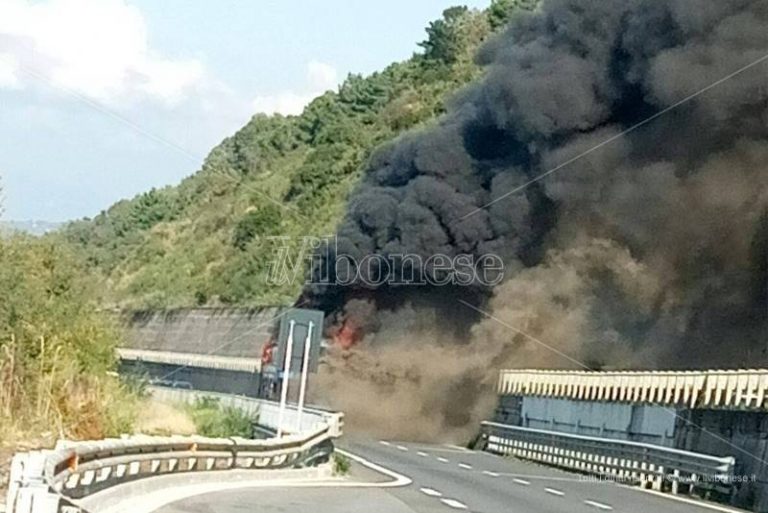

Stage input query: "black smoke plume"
[{"left": 307, "top": 0, "right": 768, "bottom": 440}]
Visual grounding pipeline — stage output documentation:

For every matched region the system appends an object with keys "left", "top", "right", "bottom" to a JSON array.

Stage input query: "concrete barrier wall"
[{"left": 517, "top": 396, "right": 677, "bottom": 447}]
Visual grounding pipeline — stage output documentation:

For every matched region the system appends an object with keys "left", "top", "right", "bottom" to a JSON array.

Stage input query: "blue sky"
[{"left": 0, "top": 0, "right": 488, "bottom": 222}]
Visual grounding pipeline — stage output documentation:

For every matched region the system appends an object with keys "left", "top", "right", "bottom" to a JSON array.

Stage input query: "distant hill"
[
  {"left": 57, "top": 1, "right": 537, "bottom": 309},
  {"left": 2, "top": 220, "right": 62, "bottom": 236}
]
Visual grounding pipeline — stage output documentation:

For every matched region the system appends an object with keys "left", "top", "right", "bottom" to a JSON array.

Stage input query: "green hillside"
[{"left": 60, "top": 1, "right": 536, "bottom": 309}]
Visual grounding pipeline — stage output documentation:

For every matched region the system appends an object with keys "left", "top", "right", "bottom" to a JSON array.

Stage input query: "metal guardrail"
[
  {"left": 5, "top": 388, "right": 344, "bottom": 513},
  {"left": 480, "top": 421, "right": 736, "bottom": 494}
]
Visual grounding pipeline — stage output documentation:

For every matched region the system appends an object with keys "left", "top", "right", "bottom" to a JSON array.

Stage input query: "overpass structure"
[{"left": 116, "top": 307, "right": 279, "bottom": 397}]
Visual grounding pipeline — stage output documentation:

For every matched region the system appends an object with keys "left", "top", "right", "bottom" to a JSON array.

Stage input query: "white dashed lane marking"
[
  {"left": 419, "top": 487, "right": 443, "bottom": 497},
  {"left": 482, "top": 470, "right": 500, "bottom": 477},
  {"left": 396, "top": 445, "right": 409, "bottom": 452},
  {"left": 417, "top": 451, "right": 428, "bottom": 457},
  {"left": 458, "top": 463, "right": 472, "bottom": 470},
  {"left": 437, "top": 457, "right": 449, "bottom": 463},
  {"left": 512, "top": 478, "right": 531, "bottom": 486},
  {"left": 584, "top": 500, "right": 614, "bottom": 510},
  {"left": 440, "top": 498, "right": 468, "bottom": 510},
  {"left": 379, "top": 441, "right": 391, "bottom": 446},
  {"left": 545, "top": 488, "right": 566, "bottom": 497}
]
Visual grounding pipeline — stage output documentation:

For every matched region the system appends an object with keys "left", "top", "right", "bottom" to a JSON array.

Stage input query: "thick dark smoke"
[{"left": 307, "top": 0, "right": 768, "bottom": 441}]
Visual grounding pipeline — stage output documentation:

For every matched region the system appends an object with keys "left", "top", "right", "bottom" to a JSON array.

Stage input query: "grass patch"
[
  {"left": 333, "top": 453, "right": 351, "bottom": 476},
  {"left": 135, "top": 399, "right": 196, "bottom": 436},
  {"left": 186, "top": 397, "right": 255, "bottom": 438}
]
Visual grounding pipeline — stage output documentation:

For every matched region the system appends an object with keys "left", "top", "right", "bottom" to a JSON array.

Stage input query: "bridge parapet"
[
  {"left": 499, "top": 369, "right": 768, "bottom": 409},
  {"left": 117, "top": 348, "right": 261, "bottom": 373}
]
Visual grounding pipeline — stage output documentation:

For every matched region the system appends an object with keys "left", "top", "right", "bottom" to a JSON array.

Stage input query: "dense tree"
[
  {"left": 419, "top": 6, "right": 471, "bottom": 65},
  {"left": 488, "top": 0, "right": 538, "bottom": 29},
  {"left": 233, "top": 206, "right": 283, "bottom": 250}
]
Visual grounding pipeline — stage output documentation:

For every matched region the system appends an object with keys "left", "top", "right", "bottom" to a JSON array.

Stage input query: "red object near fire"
[
  {"left": 333, "top": 320, "right": 363, "bottom": 350},
  {"left": 261, "top": 339, "right": 276, "bottom": 365}
]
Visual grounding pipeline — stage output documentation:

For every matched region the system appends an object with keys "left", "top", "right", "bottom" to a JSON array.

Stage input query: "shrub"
[
  {"left": 0, "top": 235, "right": 138, "bottom": 440},
  {"left": 333, "top": 453, "right": 351, "bottom": 476},
  {"left": 187, "top": 397, "right": 254, "bottom": 438}
]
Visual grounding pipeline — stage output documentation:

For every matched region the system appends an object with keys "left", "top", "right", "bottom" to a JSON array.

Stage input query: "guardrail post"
[
  {"left": 15, "top": 486, "right": 60, "bottom": 513},
  {"left": 671, "top": 469, "right": 680, "bottom": 494},
  {"left": 6, "top": 453, "right": 26, "bottom": 512},
  {"left": 653, "top": 465, "right": 664, "bottom": 491}
]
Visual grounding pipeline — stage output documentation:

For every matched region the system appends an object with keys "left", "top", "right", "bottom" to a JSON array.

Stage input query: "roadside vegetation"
[
  {"left": 0, "top": 233, "right": 139, "bottom": 442},
  {"left": 58, "top": 0, "right": 538, "bottom": 309},
  {"left": 186, "top": 397, "right": 255, "bottom": 438},
  {"left": 134, "top": 398, "right": 197, "bottom": 436},
  {"left": 332, "top": 453, "right": 352, "bottom": 476}
]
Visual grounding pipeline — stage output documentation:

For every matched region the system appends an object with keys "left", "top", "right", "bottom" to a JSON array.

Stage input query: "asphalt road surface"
[{"left": 159, "top": 438, "right": 740, "bottom": 513}]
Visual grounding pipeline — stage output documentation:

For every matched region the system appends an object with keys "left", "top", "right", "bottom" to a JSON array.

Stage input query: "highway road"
[{"left": 158, "top": 438, "right": 740, "bottom": 513}]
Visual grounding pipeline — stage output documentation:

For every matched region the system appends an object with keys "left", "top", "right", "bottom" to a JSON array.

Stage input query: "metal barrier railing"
[{"left": 480, "top": 421, "right": 736, "bottom": 494}]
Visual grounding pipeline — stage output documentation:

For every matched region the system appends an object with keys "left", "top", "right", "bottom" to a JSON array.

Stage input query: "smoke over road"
[{"left": 307, "top": 0, "right": 768, "bottom": 441}]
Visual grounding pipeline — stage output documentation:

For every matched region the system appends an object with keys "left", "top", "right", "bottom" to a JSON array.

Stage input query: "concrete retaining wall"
[{"left": 120, "top": 307, "right": 281, "bottom": 358}]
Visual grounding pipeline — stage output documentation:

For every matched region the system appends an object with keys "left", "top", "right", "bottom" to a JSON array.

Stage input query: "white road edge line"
[
  {"left": 458, "top": 463, "right": 472, "bottom": 470},
  {"left": 420, "top": 487, "right": 443, "bottom": 497},
  {"left": 444, "top": 444, "right": 472, "bottom": 453},
  {"left": 482, "top": 470, "right": 500, "bottom": 477},
  {"left": 513, "top": 478, "right": 531, "bottom": 486},
  {"left": 545, "top": 487, "right": 565, "bottom": 497},
  {"left": 584, "top": 499, "right": 614, "bottom": 510},
  {"left": 437, "top": 457, "right": 449, "bottom": 463},
  {"left": 335, "top": 449, "right": 413, "bottom": 488},
  {"left": 440, "top": 498, "right": 468, "bottom": 509}
]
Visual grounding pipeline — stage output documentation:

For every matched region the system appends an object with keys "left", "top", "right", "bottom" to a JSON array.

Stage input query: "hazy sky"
[{"left": 0, "top": 0, "right": 488, "bottom": 221}]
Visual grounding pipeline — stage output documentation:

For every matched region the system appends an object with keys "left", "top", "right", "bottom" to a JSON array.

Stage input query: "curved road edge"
[{"left": 90, "top": 450, "right": 412, "bottom": 513}]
